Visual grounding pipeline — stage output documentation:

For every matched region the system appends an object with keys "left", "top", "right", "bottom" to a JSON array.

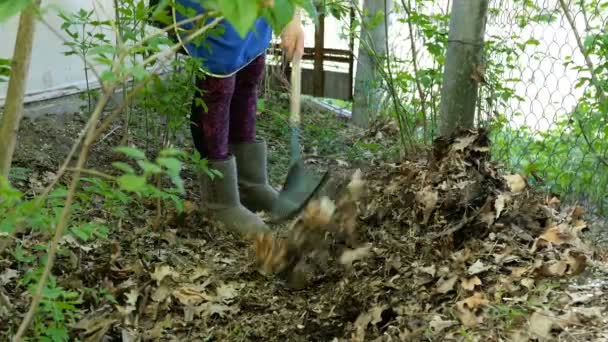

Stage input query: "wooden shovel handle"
[{"left": 290, "top": 55, "right": 302, "bottom": 126}]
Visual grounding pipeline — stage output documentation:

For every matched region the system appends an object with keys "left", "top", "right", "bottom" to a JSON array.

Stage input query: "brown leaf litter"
[{"left": 3, "top": 128, "right": 607, "bottom": 341}]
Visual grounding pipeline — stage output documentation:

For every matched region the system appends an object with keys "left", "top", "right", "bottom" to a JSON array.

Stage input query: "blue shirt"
[{"left": 174, "top": 0, "right": 273, "bottom": 77}]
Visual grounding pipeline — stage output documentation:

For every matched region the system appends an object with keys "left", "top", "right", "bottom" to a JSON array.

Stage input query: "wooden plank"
[{"left": 266, "top": 65, "right": 351, "bottom": 101}]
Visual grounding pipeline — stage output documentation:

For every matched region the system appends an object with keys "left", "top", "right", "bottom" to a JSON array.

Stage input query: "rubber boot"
[
  {"left": 230, "top": 139, "right": 279, "bottom": 213},
  {"left": 199, "top": 156, "right": 268, "bottom": 236}
]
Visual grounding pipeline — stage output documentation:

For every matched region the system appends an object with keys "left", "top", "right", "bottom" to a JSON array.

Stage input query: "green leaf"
[
  {"left": 115, "top": 146, "right": 147, "bottom": 160},
  {"left": 112, "top": 161, "right": 135, "bottom": 174},
  {"left": 262, "top": 0, "right": 295, "bottom": 33},
  {"left": 137, "top": 160, "right": 163, "bottom": 175},
  {"left": 117, "top": 174, "right": 147, "bottom": 192},
  {"left": 131, "top": 64, "right": 148, "bottom": 81},
  {"left": 0, "top": 0, "right": 31, "bottom": 22},
  {"left": 206, "top": 0, "right": 260, "bottom": 37}
]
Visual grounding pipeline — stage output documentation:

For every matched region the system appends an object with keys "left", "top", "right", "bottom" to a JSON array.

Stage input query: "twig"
[{"left": 402, "top": 0, "right": 429, "bottom": 139}]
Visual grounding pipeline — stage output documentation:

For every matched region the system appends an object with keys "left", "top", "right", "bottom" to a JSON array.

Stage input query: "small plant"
[{"left": 59, "top": 9, "right": 112, "bottom": 114}]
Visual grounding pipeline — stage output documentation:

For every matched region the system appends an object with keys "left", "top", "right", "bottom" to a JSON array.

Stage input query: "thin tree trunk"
[
  {"left": 438, "top": 0, "right": 488, "bottom": 137},
  {"left": 352, "top": 0, "right": 392, "bottom": 129},
  {"left": 0, "top": 0, "right": 42, "bottom": 180}
]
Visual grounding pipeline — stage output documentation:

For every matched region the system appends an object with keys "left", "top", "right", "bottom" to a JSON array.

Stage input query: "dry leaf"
[
  {"left": 495, "top": 194, "right": 511, "bottom": 218},
  {"left": 467, "top": 260, "right": 490, "bottom": 275},
  {"left": 537, "top": 225, "right": 574, "bottom": 246},
  {"left": 565, "top": 250, "right": 586, "bottom": 275},
  {"left": 429, "top": 315, "right": 457, "bottom": 333},
  {"left": 151, "top": 265, "right": 178, "bottom": 284},
  {"left": 196, "top": 302, "right": 239, "bottom": 318},
  {"left": 339, "top": 244, "right": 372, "bottom": 268},
  {"left": 452, "top": 134, "right": 478, "bottom": 151},
  {"left": 529, "top": 311, "right": 555, "bottom": 339},
  {"left": 436, "top": 275, "right": 458, "bottom": 294},
  {"left": 416, "top": 186, "right": 438, "bottom": 224},
  {"left": 0, "top": 269, "right": 18, "bottom": 285},
  {"left": 505, "top": 174, "right": 527, "bottom": 193},
  {"left": 510, "top": 267, "right": 529, "bottom": 279},
  {"left": 520, "top": 278, "right": 535, "bottom": 290},
  {"left": 418, "top": 264, "right": 437, "bottom": 277},
  {"left": 457, "top": 292, "right": 489, "bottom": 311},
  {"left": 173, "top": 285, "right": 213, "bottom": 306},
  {"left": 539, "top": 260, "right": 568, "bottom": 277},
  {"left": 456, "top": 308, "right": 481, "bottom": 327},
  {"left": 461, "top": 276, "right": 482, "bottom": 291},
  {"left": 570, "top": 206, "right": 585, "bottom": 219},
  {"left": 352, "top": 305, "right": 387, "bottom": 340},
  {"left": 216, "top": 283, "right": 239, "bottom": 303},
  {"left": 151, "top": 284, "right": 171, "bottom": 302}
]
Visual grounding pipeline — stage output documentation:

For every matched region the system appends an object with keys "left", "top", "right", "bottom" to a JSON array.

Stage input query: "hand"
[{"left": 280, "top": 11, "right": 305, "bottom": 62}]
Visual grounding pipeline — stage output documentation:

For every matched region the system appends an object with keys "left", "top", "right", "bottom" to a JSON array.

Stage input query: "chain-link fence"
[
  {"left": 351, "top": 0, "right": 607, "bottom": 213},
  {"left": 483, "top": 0, "right": 607, "bottom": 214}
]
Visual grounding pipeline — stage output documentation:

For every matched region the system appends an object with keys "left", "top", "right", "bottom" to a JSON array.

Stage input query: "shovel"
[{"left": 270, "top": 55, "right": 329, "bottom": 223}]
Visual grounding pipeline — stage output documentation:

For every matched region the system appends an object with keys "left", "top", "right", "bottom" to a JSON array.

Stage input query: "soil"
[{"left": 2, "top": 99, "right": 608, "bottom": 341}]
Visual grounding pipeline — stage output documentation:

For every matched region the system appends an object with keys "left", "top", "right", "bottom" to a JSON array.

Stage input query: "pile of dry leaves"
[{"left": 343, "top": 128, "right": 607, "bottom": 340}]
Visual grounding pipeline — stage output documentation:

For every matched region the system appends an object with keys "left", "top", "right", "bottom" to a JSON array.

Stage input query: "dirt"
[{"left": 2, "top": 103, "right": 608, "bottom": 341}]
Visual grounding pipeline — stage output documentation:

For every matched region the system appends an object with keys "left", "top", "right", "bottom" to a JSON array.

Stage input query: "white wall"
[{"left": 0, "top": 0, "right": 116, "bottom": 105}]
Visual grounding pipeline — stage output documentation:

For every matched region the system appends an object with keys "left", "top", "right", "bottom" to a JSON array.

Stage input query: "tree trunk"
[
  {"left": 352, "top": 0, "right": 392, "bottom": 128},
  {"left": 0, "top": 0, "right": 42, "bottom": 180},
  {"left": 438, "top": 0, "right": 488, "bottom": 137}
]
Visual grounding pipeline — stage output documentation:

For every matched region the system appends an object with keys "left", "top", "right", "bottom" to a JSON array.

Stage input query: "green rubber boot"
[
  {"left": 230, "top": 139, "right": 279, "bottom": 213},
  {"left": 199, "top": 156, "right": 268, "bottom": 236}
]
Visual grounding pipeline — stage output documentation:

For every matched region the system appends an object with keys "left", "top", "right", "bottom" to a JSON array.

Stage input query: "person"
[{"left": 172, "top": 1, "right": 305, "bottom": 234}]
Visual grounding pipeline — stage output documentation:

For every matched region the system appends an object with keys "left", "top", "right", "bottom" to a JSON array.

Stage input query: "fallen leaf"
[
  {"left": 353, "top": 305, "right": 388, "bottom": 340},
  {"left": 536, "top": 225, "right": 574, "bottom": 246},
  {"left": 452, "top": 134, "right": 478, "bottom": 151},
  {"left": 570, "top": 206, "right": 585, "bottom": 219},
  {"left": 456, "top": 308, "right": 481, "bottom": 327},
  {"left": 196, "top": 302, "right": 239, "bottom": 318},
  {"left": 520, "top": 278, "right": 535, "bottom": 290},
  {"left": 335, "top": 159, "right": 350, "bottom": 167},
  {"left": 505, "top": 174, "right": 527, "bottom": 193},
  {"left": 565, "top": 250, "right": 586, "bottom": 275},
  {"left": 539, "top": 260, "right": 568, "bottom": 277},
  {"left": 0, "top": 269, "right": 18, "bottom": 285},
  {"left": 436, "top": 275, "right": 458, "bottom": 294},
  {"left": 457, "top": 292, "right": 489, "bottom": 311},
  {"left": 429, "top": 315, "right": 457, "bottom": 333},
  {"left": 571, "top": 220, "right": 587, "bottom": 233},
  {"left": 188, "top": 266, "right": 210, "bottom": 282},
  {"left": 416, "top": 186, "right": 438, "bottom": 224},
  {"left": 151, "top": 284, "right": 171, "bottom": 303},
  {"left": 418, "top": 264, "right": 437, "bottom": 277},
  {"left": 461, "top": 276, "right": 482, "bottom": 291},
  {"left": 510, "top": 267, "right": 529, "bottom": 279},
  {"left": 173, "top": 285, "right": 214, "bottom": 306},
  {"left": 339, "top": 244, "right": 372, "bottom": 268},
  {"left": 73, "top": 315, "right": 118, "bottom": 341},
  {"left": 495, "top": 194, "right": 511, "bottom": 218},
  {"left": 529, "top": 311, "right": 555, "bottom": 339},
  {"left": 151, "top": 265, "right": 178, "bottom": 284},
  {"left": 572, "top": 306, "right": 603, "bottom": 320},
  {"left": 216, "top": 283, "right": 239, "bottom": 303},
  {"left": 468, "top": 260, "right": 490, "bottom": 275}
]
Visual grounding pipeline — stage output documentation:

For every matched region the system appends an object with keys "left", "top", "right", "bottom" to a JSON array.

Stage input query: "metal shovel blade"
[{"left": 270, "top": 159, "right": 329, "bottom": 223}]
